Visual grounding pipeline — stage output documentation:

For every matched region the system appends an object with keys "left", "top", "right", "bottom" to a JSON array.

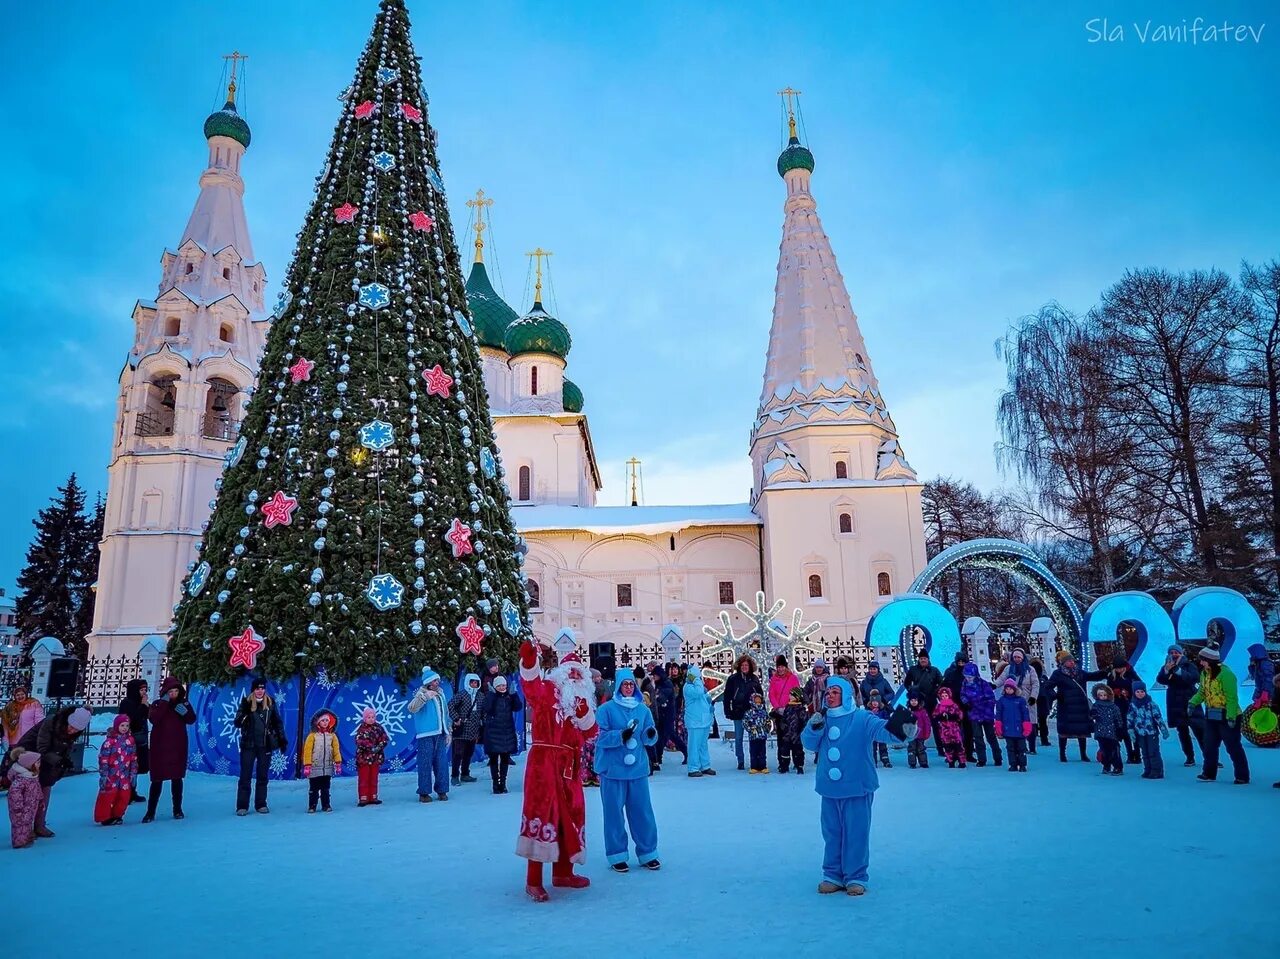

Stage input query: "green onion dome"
[
  {"left": 203, "top": 100, "right": 252, "bottom": 149},
  {"left": 465, "top": 262, "right": 519, "bottom": 350},
  {"left": 503, "top": 302, "right": 572, "bottom": 360},
  {"left": 777, "top": 135, "right": 814, "bottom": 177},
  {"left": 562, "top": 378, "right": 584, "bottom": 413}
]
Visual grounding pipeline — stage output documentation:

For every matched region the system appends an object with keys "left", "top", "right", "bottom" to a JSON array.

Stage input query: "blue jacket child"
[
  {"left": 594, "top": 673, "right": 661, "bottom": 870},
  {"left": 800, "top": 676, "right": 911, "bottom": 895}
]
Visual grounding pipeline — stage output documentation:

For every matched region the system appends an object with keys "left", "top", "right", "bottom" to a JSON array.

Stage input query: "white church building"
[{"left": 88, "top": 88, "right": 927, "bottom": 666}]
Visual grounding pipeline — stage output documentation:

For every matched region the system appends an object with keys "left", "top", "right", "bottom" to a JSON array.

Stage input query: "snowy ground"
[{"left": 15, "top": 737, "right": 1274, "bottom": 957}]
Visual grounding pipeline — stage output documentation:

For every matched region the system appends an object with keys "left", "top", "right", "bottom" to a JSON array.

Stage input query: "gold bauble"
[
  {"left": 371, "top": 225, "right": 388, "bottom": 246},
  {"left": 350, "top": 447, "right": 370, "bottom": 467}
]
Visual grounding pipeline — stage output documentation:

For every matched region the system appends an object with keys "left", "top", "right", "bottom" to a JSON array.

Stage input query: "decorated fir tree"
[{"left": 169, "top": 0, "right": 532, "bottom": 685}]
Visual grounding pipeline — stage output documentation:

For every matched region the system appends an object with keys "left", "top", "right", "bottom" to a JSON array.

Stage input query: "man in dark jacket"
[
  {"left": 233, "top": 678, "right": 288, "bottom": 815},
  {"left": 858, "top": 663, "right": 895, "bottom": 708},
  {"left": 11, "top": 704, "right": 91, "bottom": 838},
  {"left": 722, "top": 655, "right": 762, "bottom": 771},
  {"left": 904, "top": 651, "right": 945, "bottom": 757},
  {"left": 649, "top": 665, "right": 684, "bottom": 770},
  {"left": 1156, "top": 644, "right": 1202, "bottom": 766}
]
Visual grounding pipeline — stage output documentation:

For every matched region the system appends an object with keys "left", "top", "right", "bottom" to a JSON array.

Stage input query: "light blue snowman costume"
[
  {"left": 593, "top": 675, "right": 661, "bottom": 866},
  {"left": 800, "top": 676, "right": 906, "bottom": 889},
  {"left": 683, "top": 665, "right": 714, "bottom": 773}
]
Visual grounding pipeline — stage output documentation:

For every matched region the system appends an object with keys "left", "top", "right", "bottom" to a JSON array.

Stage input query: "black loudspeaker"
[
  {"left": 46, "top": 656, "right": 81, "bottom": 698},
  {"left": 589, "top": 642, "right": 616, "bottom": 682}
]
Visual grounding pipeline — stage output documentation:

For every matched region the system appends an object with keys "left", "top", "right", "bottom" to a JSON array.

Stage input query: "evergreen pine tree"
[
  {"left": 168, "top": 0, "right": 532, "bottom": 685},
  {"left": 16, "top": 473, "right": 97, "bottom": 658}
]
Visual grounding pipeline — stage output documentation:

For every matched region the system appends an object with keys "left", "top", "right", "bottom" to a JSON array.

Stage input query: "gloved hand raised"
[{"left": 621, "top": 718, "right": 639, "bottom": 742}]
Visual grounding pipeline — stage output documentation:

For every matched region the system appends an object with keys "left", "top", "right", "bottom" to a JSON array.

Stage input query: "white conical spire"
[{"left": 750, "top": 129, "right": 914, "bottom": 489}]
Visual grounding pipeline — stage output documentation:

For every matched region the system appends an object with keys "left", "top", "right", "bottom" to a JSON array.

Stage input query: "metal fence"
[{"left": 0, "top": 653, "right": 170, "bottom": 710}]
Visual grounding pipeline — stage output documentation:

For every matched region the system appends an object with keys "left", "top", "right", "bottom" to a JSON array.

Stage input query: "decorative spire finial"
[
  {"left": 465, "top": 189, "right": 494, "bottom": 264},
  {"left": 778, "top": 86, "right": 802, "bottom": 141},
  {"left": 525, "top": 247, "right": 553, "bottom": 306},
  {"left": 223, "top": 50, "right": 248, "bottom": 104}
]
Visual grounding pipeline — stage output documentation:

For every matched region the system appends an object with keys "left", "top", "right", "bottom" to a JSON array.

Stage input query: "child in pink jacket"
[
  {"left": 95, "top": 714, "right": 138, "bottom": 825},
  {"left": 8, "top": 751, "right": 43, "bottom": 847}
]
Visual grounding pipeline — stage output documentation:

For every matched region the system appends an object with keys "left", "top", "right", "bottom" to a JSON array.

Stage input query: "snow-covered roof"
[{"left": 512, "top": 503, "right": 760, "bottom": 536}]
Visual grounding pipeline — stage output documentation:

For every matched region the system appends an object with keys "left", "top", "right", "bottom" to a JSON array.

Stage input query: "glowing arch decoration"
[
  {"left": 1171, "top": 586, "right": 1263, "bottom": 689},
  {"left": 909, "top": 538, "right": 1085, "bottom": 661},
  {"left": 1082, "top": 591, "right": 1174, "bottom": 685},
  {"left": 865, "top": 593, "right": 962, "bottom": 706}
]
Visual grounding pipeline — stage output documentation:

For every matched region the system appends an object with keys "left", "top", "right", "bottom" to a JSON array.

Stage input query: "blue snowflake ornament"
[
  {"left": 358, "top": 418, "right": 395, "bottom": 451},
  {"left": 224, "top": 435, "right": 247, "bottom": 470},
  {"left": 426, "top": 166, "right": 445, "bottom": 193},
  {"left": 373, "top": 151, "right": 396, "bottom": 173},
  {"left": 188, "top": 561, "right": 212, "bottom": 597},
  {"left": 479, "top": 447, "right": 497, "bottom": 479},
  {"left": 358, "top": 282, "right": 391, "bottom": 311},
  {"left": 366, "top": 573, "right": 405, "bottom": 612},
  {"left": 501, "top": 597, "right": 522, "bottom": 637},
  {"left": 454, "top": 309, "right": 473, "bottom": 337},
  {"left": 274, "top": 289, "right": 292, "bottom": 317},
  {"left": 376, "top": 66, "right": 400, "bottom": 85}
]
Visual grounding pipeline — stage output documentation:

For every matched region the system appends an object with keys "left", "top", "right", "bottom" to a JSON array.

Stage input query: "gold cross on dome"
[
  {"left": 223, "top": 51, "right": 249, "bottom": 103},
  {"left": 525, "top": 247, "right": 553, "bottom": 304},
  {"left": 466, "top": 189, "right": 494, "bottom": 263},
  {"left": 777, "top": 86, "right": 802, "bottom": 138}
]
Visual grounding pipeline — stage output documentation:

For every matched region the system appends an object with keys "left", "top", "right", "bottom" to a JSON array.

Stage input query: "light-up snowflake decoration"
[
  {"left": 349, "top": 685, "right": 409, "bottom": 737},
  {"left": 700, "top": 591, "right": 824, "bottom": 700},
  {"left": 270, "top": 751, "right": 289, "bottom": 777},
  {"left": 387, "top": 755, "right": 405, "bottom": 773},
  {"left": 313, "top": 668, "right": 339, "bottom": 691},
  {"left": 218, "top": 701, "right": 243, "bottom": 751}
]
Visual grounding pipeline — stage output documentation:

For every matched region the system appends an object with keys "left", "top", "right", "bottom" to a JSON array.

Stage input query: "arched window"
[
  {"left": 203, "top": 378, "right": 237, "bottom": 441},
  {"left": 222, "top": 267, "right": 231, "bottom": 280},
  {"left": 531, "top": 365, "right": 539, "bottom": 396},
  {"left": 808, "top": 574, "right": 823, "bottom": 598},
  {"left": 838, "top": 513, "right": 853, "bottom": 534},
  {"left": 518, "top": 465, "right": 531, "bottom": 501},
  {"left": 219, "top": 323, "right": 234, "bottom": 343},
  {"left": 164, "top": 316, "right": 181, "bottom": 337},
  {"left": 528, "top": 579, "right": 541, "bottom": 609},
  {"left": 835, "top": 461, "right": 848, "bottom": 479},
  {"left": 136, "top": 374, "right": 178, "bottom": 437},
  {"left": 877, "top": 572, "right": 892, "bottom": 596},
  {"left": 185, "top": 262, "right": 194, "bottom": 275}
]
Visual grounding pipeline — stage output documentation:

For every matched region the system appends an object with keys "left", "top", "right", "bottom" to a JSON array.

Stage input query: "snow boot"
[
  {"left": 702, "top": 768, "right": 717, "bottom": 776},
  {"left": 552, "top": 874, "right": 591, "bottom": 889},
  {"left": 451, "top": 774, "right": 460, "bottom": 786},
  {"left": 818, "top": 881, "right": 845, "bottom": 894},
  {"left": 236, "top": 809, "right": 248, "bottom": 817},
  {"left": 642, "top": 859, "right": 662, "bottom": 870},
  {"left": 419, "top": 794, "right": 433, "bottom": 803},
  {"left": 436, "top": 792, "right": 449, "bottom": 801},
  {"left": 846, "top": 883, "right": 866, "bottom": 896},
  {"left": 462, "top": 774, "right": 477, "bottom": 783},
  {"left": 1079, "top": 741, "right": 1090, "bottom": 762},
  {"left": 611, "top": 862, "right": 630, "bottom": 873},
  {"left": 688, "top": 770, "right": 703, "bottom": 778}
]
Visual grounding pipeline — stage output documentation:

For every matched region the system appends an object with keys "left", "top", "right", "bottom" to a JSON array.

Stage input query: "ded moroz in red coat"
[{"left": 516, "top": 642, "right": 597, "bottom": 864}]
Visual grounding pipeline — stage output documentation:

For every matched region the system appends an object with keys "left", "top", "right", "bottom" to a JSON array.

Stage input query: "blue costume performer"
[{"left": 594, "top": 674, "right": 661, "bottom": 871}]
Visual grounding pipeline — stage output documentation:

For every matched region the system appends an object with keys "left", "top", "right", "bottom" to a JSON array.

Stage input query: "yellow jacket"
[{"left": 302, "top": 731, "right": 343, "bottom": 777}]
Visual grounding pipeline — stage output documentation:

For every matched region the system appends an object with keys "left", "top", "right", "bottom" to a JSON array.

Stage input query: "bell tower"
[{"left": 88, "top": 57, "right": 269, "bottom": 656}]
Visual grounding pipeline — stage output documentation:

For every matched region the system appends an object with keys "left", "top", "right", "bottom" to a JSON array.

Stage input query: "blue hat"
[{"left": 421, "top": 666, "right": 441, "bottom": 684}]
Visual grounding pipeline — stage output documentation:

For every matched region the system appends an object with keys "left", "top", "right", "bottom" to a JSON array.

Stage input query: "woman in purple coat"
[{"left": 143, "top": 677, "right": 195, "bottom": 823}]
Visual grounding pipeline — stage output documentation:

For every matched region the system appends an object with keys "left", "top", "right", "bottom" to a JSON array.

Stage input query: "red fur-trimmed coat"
[{"left": 516, "top": 657, "right": 597, "bottom": 864}]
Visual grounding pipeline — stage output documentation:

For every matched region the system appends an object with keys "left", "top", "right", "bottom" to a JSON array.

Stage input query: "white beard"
[{"left": 549, "top": 662, "right": 597, "bottom": 724}]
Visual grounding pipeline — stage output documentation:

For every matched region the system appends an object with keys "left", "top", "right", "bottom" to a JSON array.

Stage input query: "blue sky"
[{"left": 1, "top": 1, "right": 1276, "bottom": 592}]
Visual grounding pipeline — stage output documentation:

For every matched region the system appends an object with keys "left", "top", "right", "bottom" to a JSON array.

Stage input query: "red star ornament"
[
  {"left": 408, "top": 210, "right": 434, "bottom": 232},
  {"left": 333, "top": 202, "right": 358, "bottom": 223},
  {"left": 228, "top": 626, "right": 266, "bottom": 670},
  {"left": 260, "top": 490, "right": 300, "bottom": 529},
  {"left": 422, "top": 364, "right": 454, "bottom": 398},
  {"left": 400, "top": 102, "right": 423, "bottom": 123},
  {"left": 456, "top": 616, "right": 485, "bottom": 656},
  {"left": 354, "top": 100, "right": 377, "bottom": 120},
  {"left": 289, "top": 357, "right": 315, "bottom": 384},
  {"left": 444, "top": 518, "right": 474, "bottom": 558}
]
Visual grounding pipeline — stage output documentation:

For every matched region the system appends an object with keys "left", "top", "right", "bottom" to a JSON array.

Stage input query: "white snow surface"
[
  {"left": 512, "top": 502, "right": 760, "bottom": 535},
  {"left": 13, "top": 737, "right": 1273, "bottom": 957}
]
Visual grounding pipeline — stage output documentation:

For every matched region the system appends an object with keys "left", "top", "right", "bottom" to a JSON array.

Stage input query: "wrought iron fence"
[{"left": 78, "top": 653, "right": 169, "bottom": 708}]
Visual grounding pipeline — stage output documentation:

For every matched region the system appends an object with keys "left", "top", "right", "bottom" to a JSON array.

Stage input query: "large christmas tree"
[{"left": 169, "top": 0, "right": 531, "bottom": 685}]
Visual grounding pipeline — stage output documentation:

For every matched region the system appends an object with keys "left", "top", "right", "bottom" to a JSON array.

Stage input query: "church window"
[
  {"left": 838, "top": 513, "right": 853, "bottom": 534},
  {"left": 528, "top": 579, "right": 541, "bottom": 609},
  {"left": 855, "top": 353, "right": 865, "bottom": 369},
  {"left": 808, "top": 574, "right": 824, "bottom": 598},
  {"left": 616, "top": 583, "right": 633, "bottom": 608},
  {"left": 518, "top": 465, "right": 531, "bottom": 501},
  {"left": 135, "top": 374, "right": 178, "bottom": 438},
  {"left": 877, "top": 572, "right": 892, "bottom": 596},
  {"left": 219, "top": 323, "right": 235, "bottom": 344},
  {"left": 531, "top": 365, "right": 539, "bottom": 396},
  {"left": 835, "top": 460, "right": 848, "bottom": 479},
  {"left": 222, "top": 267, "right": 231, "bottom": 280},
  {"left": 718, "top": 581, "right": 735, "bottom": 605},
  {"left": 164, "top": 316, "right": 181, "bottom": 337},
  {"left": 203, "top": 378, "right": 237, "bottom": 441},
  {"left": 185, "top": 262, "right": 194, "bottom": 275}
]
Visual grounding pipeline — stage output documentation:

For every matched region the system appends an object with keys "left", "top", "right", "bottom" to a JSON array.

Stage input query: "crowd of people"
[{"left": 0, "top": 639, "right": 1274, "bottom": 854}]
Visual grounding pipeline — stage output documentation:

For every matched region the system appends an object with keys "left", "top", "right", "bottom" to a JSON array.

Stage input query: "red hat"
[{"left": 561, "top": 651, "right": 583, "bottom": 665}]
